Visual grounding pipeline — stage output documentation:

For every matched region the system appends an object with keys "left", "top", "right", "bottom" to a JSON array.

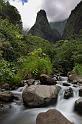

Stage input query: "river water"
[{"left": 0, "top": 77, "right": 82, "bottom": 124}]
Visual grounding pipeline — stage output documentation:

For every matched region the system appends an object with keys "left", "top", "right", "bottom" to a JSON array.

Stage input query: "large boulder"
[
  {"left": 0, "top": 91, "right": 14, "bottom": 102},
  {"left": 22, "top": 85, "right": 59, "bottom": 107},
  {"left": 74, "top": 98, "right": 82, "bottom": 115},
  {"left": 36, "top": 109, "right": 73, "bottom": 124},
  {"left": 68, "top": 74, "right": 82, "bottom": 84},
  {"left": 40, "top": 74, "right": 57, "bottom": 85},
  {"left": 64, "top": 88, "right": 73, "bottom": 99}
]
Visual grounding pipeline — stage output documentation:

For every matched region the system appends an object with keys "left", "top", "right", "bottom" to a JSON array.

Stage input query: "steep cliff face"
[
  {"left": 28, "top": 10, "right": 61, "bottom": 42},
  {"left": 50, "top": 19, "right": 67, "bottom": 36},
  {"left": 63, "top": 1, "right": 82, "bottom": 39}
]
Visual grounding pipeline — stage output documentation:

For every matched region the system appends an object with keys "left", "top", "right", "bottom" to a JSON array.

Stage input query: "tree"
[{"left": 0, "top": 0, "right": 22, "bottom": 29}]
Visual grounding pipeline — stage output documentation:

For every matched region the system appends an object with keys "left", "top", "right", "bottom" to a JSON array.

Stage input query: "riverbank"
[{"left": 0, "top": 75, "right": 82, "bottom": 124}]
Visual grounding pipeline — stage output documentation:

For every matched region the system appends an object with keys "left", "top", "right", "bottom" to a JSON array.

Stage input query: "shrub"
[
  {"left": 73, "top": 64, "right": 82, "bottom": 75},
  {"left": 17, "top": 48, "right": 52, "bottom": 79},
  {"left": 0, "top": 60, "right": 21, "bottom": 84}
]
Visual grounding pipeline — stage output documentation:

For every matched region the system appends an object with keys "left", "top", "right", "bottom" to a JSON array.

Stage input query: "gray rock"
[
  {"left": 74, "top": 98, "right": 82, "bottom": 115},
  {"left": 0, "top": 91, "right": 14, "bottom": 102},
  {"left": 36, "top": 109, "right": 73, "bottom": 124},
  {"left": 1, "top": 83, "right": 10, "bottom": 90},
  {"left": 63, "top": 83, "right": 70, "bottom": 87},
  {"left": 21, "top": 79, "right": 35, "bottom": 86},
  {"left": 40, "top": 74, "right": 57, "bottom": 85},
  {"left": 22, "top": 85, "right": 59, "bottom": 107},
  {"left": 79, "top": 89, "right": 82, "bottom": 97},
  {"left": 64, "top": 88, "right": 73, "bottom": 99},
  {"left": 68, "top": 74, "right": 82, "bottom": 84}
]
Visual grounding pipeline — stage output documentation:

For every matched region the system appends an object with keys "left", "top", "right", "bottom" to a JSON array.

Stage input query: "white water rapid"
[{"left": 0, "top": 77, "right": 82, "bottom": 124}]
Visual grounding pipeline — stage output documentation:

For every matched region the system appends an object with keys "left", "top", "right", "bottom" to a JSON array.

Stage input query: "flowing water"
[{"left": 0, "top": 77, "right": 82, "bottom": 124}]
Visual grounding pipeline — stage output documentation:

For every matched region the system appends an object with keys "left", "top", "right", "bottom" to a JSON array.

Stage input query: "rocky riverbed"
[{"left": 0, "top": 75, "right": 82, "bottom": 124}]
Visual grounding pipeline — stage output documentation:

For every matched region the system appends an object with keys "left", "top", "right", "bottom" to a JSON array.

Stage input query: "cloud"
[
  {"left": 42, "top": 0, "right": 81, "bottom": 22},
  {"left": 9, "top": 0, "right": 43, "bottom": 28},
  {"left": 9, "top": 0, "right": 81, "bottom": 28}
]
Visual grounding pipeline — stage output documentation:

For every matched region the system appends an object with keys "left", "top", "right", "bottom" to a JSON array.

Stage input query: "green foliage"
[
  {"left": 0, "top": 19, "right": 23, "bottom": 61},
  {"left": 17, "top": 48, "right": 52, "bottom": 79},
  {"left": 63, "top": 1, "right": 82, "bottom": 39},
  {"left": 73, "top": 64, "right": 82, "bottom": 75},
  {"left": 0, "top": 60, "right": 20, "bottom": 84},
  {"left": 52, "top": 39, "right": 82, "bottom": 75},
  {"left": 0, "top": 0, "right": 22, "bottom": 28},
  {"left": 0, "top": 19, "right": 22, "bottom": 41},
  {"left": 20, "top": 35, "right": 55, "bottom": 60},
  {"left": 0, "top": 0, "right": 82, "bottom": 85}
]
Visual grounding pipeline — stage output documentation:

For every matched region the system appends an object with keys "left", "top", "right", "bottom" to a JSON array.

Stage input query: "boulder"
[
  {"left": 40, "top": 74, "right": 57, "bottom": 85},
  {"left": 79, "top": 89, "right": 82, "bottom": 97},
  {"left": 36, "top": 109, "right": 73, "bottom": 124},
  {"left": 0, "top": 103, "right": 11, "bottom": 112},
  {"left": 64, "top": 88, "right": 73, "bottom": 99},
  {"left": 21, "top": 79, "right": 34, "bottom": 86},
  {"left": 0, "top": 91, "right": 14, "bottom": 102},
  {"left": 1, "top": 83, "right": 10, "bottom": 90},
  {"left": 74, "top": 98, "right": 82, "bottom": 115},
  {"left": 63, "top": 83, "right": 71, "bottom": 87},
  {"left": 22, "top": 85, "right": 59, "bottom": 107},
  {"left": 68, "top": 74, "right": 82, "bottom": 84},
  {"left": 27, "top": 79, "right": 35, "bottom": 86}
]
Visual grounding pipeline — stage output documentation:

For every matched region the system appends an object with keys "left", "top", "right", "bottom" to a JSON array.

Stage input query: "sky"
[{"left": 9, "top": 0, "right": 81, "bottom": 28}]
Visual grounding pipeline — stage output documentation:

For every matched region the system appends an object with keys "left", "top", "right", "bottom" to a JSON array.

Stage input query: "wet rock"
[
  {"left": 68, "top": 74, "right": 82, "bottom": 84},
  {"left": 74, "top": 98, "right": 82, "bottom": 115},
  {"left": 36, "top": 109, "right": 73, "bottom": 124},
  {"left": 34, "top": 80, "right": 40, "bottom": 85},
  {"left": 63, "top": 83, "right": 71, "bottom": 87},
  {"left": 26, "top": 79, "right": 35, "bottom": 86},
  {"left": 22, "top": 85, "right": 59, "bottom": 107},
  {"left": 58, "top": 76, "right": 68, "bottom": 81},
  {"left": 21, "top": 79, "right": 35, "bottom": 86},
  {"left": 40, "top": 74, "right": 57, "bottom": 85},
  {"left": 79, "top": 89, "right": 82, "bottom": 97},
  {"left": 0, "top": 103, "right": 11, "bottom": 112},
  {"left": 64, "top": 88, "right": 73, "bottom": 99},
  {"left": 1, "top": 83, "right": 10, "bottom": 90},
  {"left": 0, "top": 91, "right": 14, "bottom": 102}
]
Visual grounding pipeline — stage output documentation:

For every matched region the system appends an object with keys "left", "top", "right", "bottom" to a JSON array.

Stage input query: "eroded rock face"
[
  {"left": 40, "top": 74, "right": 57, "bottom": 85},
  {"left": 63, "top": 1, "right": 82, "bottom": 39},
  {"left": 36, "top": 109, "right": 73, "bottom": 124},
  {"left": 0, "top": 91, "right": 14, "bottom": 102},
  {"left": 28, "top": 10, "right": 61, "bottom": 42},
  {"left": 22, "top": 85, "right": 59, "bottom": 107},
  {"left": 74, "top": 98, "right": 82, "bottom": 115},
  {"left": 64, "top": 88, "right": 73, "bottom": 99}
]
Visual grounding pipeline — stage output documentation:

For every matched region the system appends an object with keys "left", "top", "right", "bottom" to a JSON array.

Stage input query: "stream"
[{"left": 0, "top": 77, "right": 82, "bottom": 124}]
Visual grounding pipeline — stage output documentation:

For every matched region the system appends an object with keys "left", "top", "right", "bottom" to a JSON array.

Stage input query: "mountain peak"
[
  {"left": 37, "top": 10, "right": 47, "bottom": 17},
  {"left": 28, "top": 10, "right": 61, "bottom": 42}
]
